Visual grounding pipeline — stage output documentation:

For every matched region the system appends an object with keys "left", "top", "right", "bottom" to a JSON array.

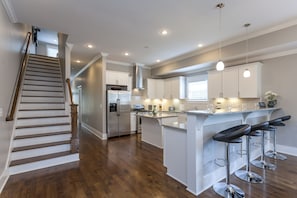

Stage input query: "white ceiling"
[{"left": 5, "top": 0, "right": 297, "bottom": 75}]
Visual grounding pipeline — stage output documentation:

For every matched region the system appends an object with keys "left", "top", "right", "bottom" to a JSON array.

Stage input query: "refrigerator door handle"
[{"left": 116, "top": 98, "right": 120, "bottom": 116}]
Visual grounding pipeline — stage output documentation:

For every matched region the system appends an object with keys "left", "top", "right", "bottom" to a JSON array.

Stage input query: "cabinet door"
[
  {"left": 164, "top": 78, "right": 172, "bottom": 99},
  {"left": 155, "top": 79, "right": 164, "bottom": 99},
  {"left": 147, "top": 78, "right": 156, "bottom": 98},
  {"left": 130, "top": 112, "right": 136, "bottom": 132},
  {"left": 208, "top": 71, "right": 223, "bottom": 98},
  {"left": 117, "top": 72, "right": 129, "bottom": 86},
  {"left": 223, "top": 67, "right": 238, "bottom": 98},
  {"left": 238, "top": 63, "right": 262, "bottom": 98},
  {"left": 106, "top": 70, "right": 129, "bottom": 86}
]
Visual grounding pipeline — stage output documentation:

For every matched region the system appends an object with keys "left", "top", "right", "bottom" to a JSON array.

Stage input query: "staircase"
[{"left": 9, "top": 54, "right": 79, "bottom": 175}]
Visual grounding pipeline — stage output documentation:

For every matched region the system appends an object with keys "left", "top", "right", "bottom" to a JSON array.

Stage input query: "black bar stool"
[
  {"left": 212, "top": 124, "right": 251, "bottom": 198},
  {"left": 265, "top": 115, "right": 291, "bottom": 160},
  {"left": 235, "top": 121, "right": 269, "bottom": 183},
  {"left": 251, "top": 119, "right": 280, "bottom": 170}
]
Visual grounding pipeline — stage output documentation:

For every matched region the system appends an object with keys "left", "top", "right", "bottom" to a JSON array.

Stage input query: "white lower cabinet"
[{"left": 130, "top": 112, "right": 136, "bottom": 132}]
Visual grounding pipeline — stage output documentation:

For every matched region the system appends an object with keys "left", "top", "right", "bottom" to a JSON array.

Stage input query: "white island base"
[
  {"left": 163, "top": 108, "right": 279, "bottom": 196},
  {"left": 140, "top": 113, "right": 177, "bottom": 149}
]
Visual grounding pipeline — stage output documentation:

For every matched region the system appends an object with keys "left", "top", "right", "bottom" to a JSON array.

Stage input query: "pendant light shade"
[
  {"left": 216, "top": 3, "right": 224, "bottom": 71},
  {"left": 216, "top": 60, "right": 225, "bottom": 71},
  {"left": 243, "top": 69, "right": 251, "bottom": 78}
]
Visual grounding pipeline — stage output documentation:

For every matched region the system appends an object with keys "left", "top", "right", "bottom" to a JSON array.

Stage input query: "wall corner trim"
[{"left": 1, "top": 0, "right": 18, "bottom": 23}]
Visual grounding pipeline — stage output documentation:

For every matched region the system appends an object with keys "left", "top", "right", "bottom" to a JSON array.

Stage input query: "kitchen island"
[
  {"left": 163, "top": 107, "right": 280, "bottom": 196},
  {"left": 139, "top": 112, "right": 178, "bottom": 148}
]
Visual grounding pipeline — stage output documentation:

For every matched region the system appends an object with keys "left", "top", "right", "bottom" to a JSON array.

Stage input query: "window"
[
  {"left": 186, "top": 74, "right": 208, "bottom": 101},
  {"left": 47, "top": 46, "right": 58, "bottom": 57}
]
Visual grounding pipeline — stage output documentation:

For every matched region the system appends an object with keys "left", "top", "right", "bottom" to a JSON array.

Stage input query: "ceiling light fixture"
[
  {"left": 216, "top": 3, "right": 225, "bottom": 71},
  {"left": 87, "top": 44, "right": 93, "bottom": 48},
  {"left": 124, "top": 52, "right": 129, "bottom": 56},
  {"left": 161, "top": 29, "right": 168, "bottom": 35},
  {"left": 156, "top": 59, "right": 161, "bottom": 63},
  {"left": 243, "top": 23, "right": 251, "bottom": 78},
  {"left": 76, "top": 60, "right": 81, "bottom": 63},
  {"left": 198, "top": 44, "right": 203, "bottom": 48}
]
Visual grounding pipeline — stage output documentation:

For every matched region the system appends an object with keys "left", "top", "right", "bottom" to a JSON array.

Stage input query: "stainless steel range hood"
[{"left": 133, "top": 64, "right": 144, "bottom": 89}]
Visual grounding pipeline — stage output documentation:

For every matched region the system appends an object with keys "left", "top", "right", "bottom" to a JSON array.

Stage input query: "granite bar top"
[{"left": 138, "top": 112, "right": 178, "bottom": 119}]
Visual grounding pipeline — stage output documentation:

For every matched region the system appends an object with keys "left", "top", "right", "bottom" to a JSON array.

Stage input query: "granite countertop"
[
  {"left": 163, "top": 121, "right": 187, "bottom": 130},
  {"left": 187, "top": 107, "right": 280, "bottom": 116},
  {"left": 137, "top": 112, "right": 178, "bottom": 119}
]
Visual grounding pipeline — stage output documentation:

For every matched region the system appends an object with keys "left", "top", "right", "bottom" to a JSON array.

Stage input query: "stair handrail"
[
  {"left": 66, "top": 78, "right": 74, "bottom": 105},
  {"left": 66, "top": 78, "right": 79, "bottom": 153},
  {"left": 6, "top": 32, "right": 32, "bottom": 121}
]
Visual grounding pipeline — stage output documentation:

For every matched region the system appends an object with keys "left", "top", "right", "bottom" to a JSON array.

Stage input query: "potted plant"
[{"left": 264, "top": 91, "right": 278, "bottom": 108}]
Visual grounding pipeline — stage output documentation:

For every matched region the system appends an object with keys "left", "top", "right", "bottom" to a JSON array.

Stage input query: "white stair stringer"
[
  {"left": 9, "top": 153, "right": 79, "bottom": 175},
  {"left": 7, "top": 54, "right": 79, "bottom": 175},
  {"left": 11, "top": 144, "right": 71, "bottom": 161}
]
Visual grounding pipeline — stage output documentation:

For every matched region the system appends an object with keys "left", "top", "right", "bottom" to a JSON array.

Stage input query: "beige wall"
[
  {"left": 262, "top": 54, "right": 297, "bottom": 148},
  {"left": 73, "top": 57, "right": 106, "bottom": 139},
  {"left": 0, "top": 2, "right": 31, "bottom": 188}
]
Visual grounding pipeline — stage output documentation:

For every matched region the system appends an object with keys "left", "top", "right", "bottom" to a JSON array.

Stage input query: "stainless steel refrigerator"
[{"left": 107, "top": 90, "right": 131, "bottom": 138}]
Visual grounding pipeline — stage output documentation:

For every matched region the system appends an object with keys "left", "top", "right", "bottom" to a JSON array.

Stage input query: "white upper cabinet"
[
  {"left": 106, "top": 70, "right": 129, "bottom": 86},
  {"left": 223, "top": 67, "right": 239, "bottom": 98},
  {"left": 164, "top": 77, "right": 185, "bottom": 99},
  {"left": 147, "top": 78, "right": 164, "bottom": 99},
  {"left": 208, "top": 70, "right": 223, "bottom": 98},
  {"left": 208, "top": 62, "right": 262, "bottom": 99},
  {"left": 238, "top": 62, "right": 262, "bottom": 98}
]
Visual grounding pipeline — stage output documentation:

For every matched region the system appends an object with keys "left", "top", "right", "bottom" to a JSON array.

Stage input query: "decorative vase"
[{"left": 267, "top": 100, "right": 277, "bottom": 108}]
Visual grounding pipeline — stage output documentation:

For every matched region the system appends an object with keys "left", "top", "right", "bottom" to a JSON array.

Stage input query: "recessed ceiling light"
[
  {"left": 54, "top": 39, "right": 57, "bottom": 42},
  {"left": 124, "top": 52, "right": 129, "bottom": 56},
  {"left": 156, "top": 59, "right": 161, "bottom": 63},
  {"left": 76, "top": 60, "right": 81, "bottom": 63},
  {"left": 87, "top": 44, "right": 93, "bottom": 48},
  {"left": 198, "top": 44, "right": 203, "bottom": 48},
  {"left": 161, "top": 29, "right": 168, "bottom": 35}
]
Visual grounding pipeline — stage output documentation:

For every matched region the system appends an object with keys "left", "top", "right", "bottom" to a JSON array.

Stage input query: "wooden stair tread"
[
  {"left": 12, "top": 140, "right": 71, "bottom": 152},
  {"left": 14, "top": 131, "right": 71, "bottom": 140},
  {"left": 21, "top": 95, "right": 64, "bottom": 98},
  {"left": 20, "top": 102, "right": 65, "bottom": 104},
  {"left": 23, "top": 84, "right": 62, "bottom": 87},
  {"left": 19, "top": 108, "right": 66, "bottom": 111},
  {"left": 10, "top": 151, "right": 72, "bottom": 166},
  {"left": 22, "top": 89, "right": 63, "bottom": 92},
  {"left": 17, "top": 115, "right": 69, "bottom": 120},
  {"left": 16, "top": 122, "right": 70, "bottom": 129}
]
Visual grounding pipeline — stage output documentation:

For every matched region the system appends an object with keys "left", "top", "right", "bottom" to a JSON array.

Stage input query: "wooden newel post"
[{"left": 70, "top": 104, "right": 79, "bottom": 153}]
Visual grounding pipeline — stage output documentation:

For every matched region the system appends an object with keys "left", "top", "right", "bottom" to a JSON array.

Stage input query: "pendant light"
[
  {"left": 243, "top": 23, "right": 251, "bottom": 78},
  {"left": 216, "top": 3, "right": 225, "bottom": 71}
]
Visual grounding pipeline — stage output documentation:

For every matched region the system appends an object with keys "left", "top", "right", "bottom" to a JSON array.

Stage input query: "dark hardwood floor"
[{"left": 1, "top": 128, "right": 297, "bottom": 197}]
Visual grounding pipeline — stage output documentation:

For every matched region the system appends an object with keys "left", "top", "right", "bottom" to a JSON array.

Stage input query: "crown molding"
[
  {"left": 1, "top": 0, "right": 18, "bottom": 23},
  {"left": 106, "top": 60, "right": 133, "bottom": 67}
]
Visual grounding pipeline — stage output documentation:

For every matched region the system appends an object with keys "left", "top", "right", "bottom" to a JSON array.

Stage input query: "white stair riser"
[
  {"left": 15, "top": 125, "right": 71, "bottom": 137},
  {"left": 21, "top": 96, "right": 64, "bottom": 103},
  {"left": 22, "top": 90, "right": 64, "bottom": 97},
  {"left": 17, "top": 110, "right": 67, "bottom": 118},
  {"left": 25, "top": 71, "right": 60, "bottom": 78},
  {"left": 26, "top": 68, "right": 61, "bottom": 74},
  {"left": 29, "top": 59, "right": 59, "bottom": 64},
  {"left": 23, "top": 85, "right": 63, "bottom": 92},
  {"left": 9, "top": 153, "right": 79, "bottom": 175},
  {"left": 19, "top": 103, "right": 65, "bottom": 110},
  {"left": 16, "top": 117, "right": 70, "bottom": 127},
  {"left": 13, "top": 134, "right": 71, "bottom": 148},
  {"left": 24, "top": 75, "right": 61, "bottom": 82},
  {"left": 27, "top": 64, "right": 60, "bottom": 71},
  {"left": 24, "top": 80, "right": 63, "bottom": 87},
  {"left": 11, "top": 144, "right": 71, "bottom": 161}
]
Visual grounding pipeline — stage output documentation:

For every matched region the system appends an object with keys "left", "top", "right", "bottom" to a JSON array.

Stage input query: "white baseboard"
[
  {"left": 81, "top": 122, "right": 107, "bottom": 140},
  {"left": 276, "top": 144, "right": 297, "bottom": 157},
  {"left": 0, "top": 169, "right": 9, "bottom": 194}
]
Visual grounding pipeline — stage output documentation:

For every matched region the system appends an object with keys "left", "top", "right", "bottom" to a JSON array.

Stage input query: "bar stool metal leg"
[
  {"left": 251, "top": 130, "right": 276, "bottom": 170},
  {"left": 213, "top": 143, "right": 245, "bottom": 198},
  {"left": 235, "top": 136, "right": 263, "bottom": 183},
  {"left": 265, "top": 128, "right": 287, "bottom": 160}
]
